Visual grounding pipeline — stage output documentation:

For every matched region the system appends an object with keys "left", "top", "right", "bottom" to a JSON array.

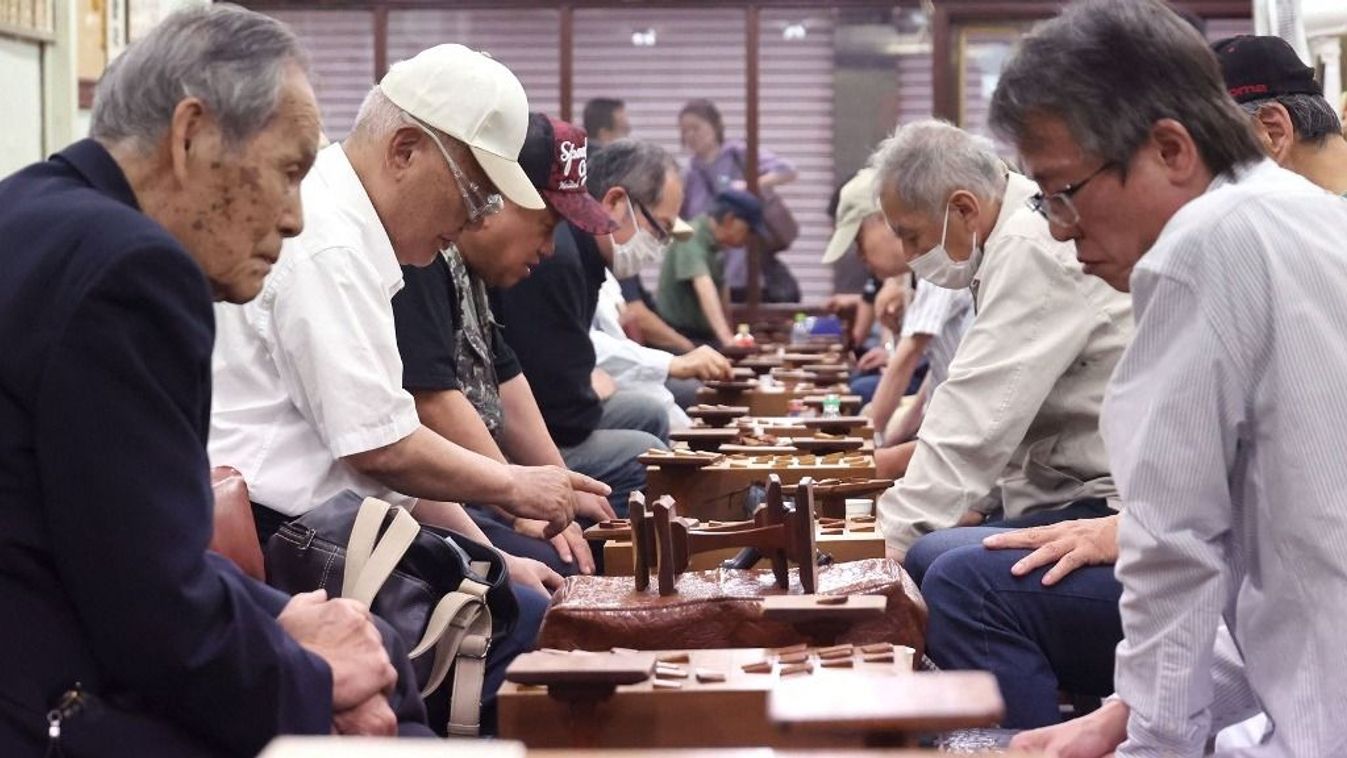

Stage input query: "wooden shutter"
[{"left": 267, "top": 8, "right": 374, "bottom": 140}]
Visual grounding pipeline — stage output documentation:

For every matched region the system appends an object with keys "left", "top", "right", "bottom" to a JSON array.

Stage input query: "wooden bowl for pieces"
[
  {"left": 800, "top": 416, "right": 869, "bottom": 434},
  {"left": 669, "top": 427, "right": 740, "bottom": 451},
  {"left": 703, "top": 379, "right": 757, "bottom": 393},
  {"left": 789, "top": 436, "right": 866, "bottom": 455},
  {"left": 719, "top": 344, "right": 756, "bottom": 360},
  {"left": 685, "top": 404, "right": 751, "bottom": 427}
]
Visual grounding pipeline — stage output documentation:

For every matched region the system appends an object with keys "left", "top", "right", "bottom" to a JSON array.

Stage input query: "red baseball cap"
[{"left": 519, "top": 113, "right": 619, "bottom": 236}]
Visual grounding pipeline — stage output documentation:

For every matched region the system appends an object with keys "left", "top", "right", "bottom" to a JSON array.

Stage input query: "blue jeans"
[
  {"left": 561, "top": 390, "right": 668, "bottom": 516},
  {"left": 908, "top": 500, "right": 1122, "bottom": 729}
]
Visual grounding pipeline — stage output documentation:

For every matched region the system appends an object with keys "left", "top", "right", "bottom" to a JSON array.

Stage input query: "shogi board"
[
  {"left": 696, "top": 385, "right": 852, "bottom": 417},
  {"left": 645, "top": 454, "right": 877, "bottom": 522},
  {"left": 602, "top": 516, "right": 884, "bottom": 576},
  {"left": 498, "top": 647, "right": 951, "bottom": 749}
]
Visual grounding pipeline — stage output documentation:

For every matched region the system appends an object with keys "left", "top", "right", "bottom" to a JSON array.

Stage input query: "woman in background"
[{"left": 678, "top": 98, "right": 798, "bottom": 302}]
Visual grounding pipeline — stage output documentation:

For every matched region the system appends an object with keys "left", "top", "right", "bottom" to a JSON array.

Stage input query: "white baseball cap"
[{"left": 379, "top": 44, "right": 545, "bottom": 210}]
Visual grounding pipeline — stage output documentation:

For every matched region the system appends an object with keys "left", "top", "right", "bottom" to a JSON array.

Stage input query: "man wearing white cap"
[
  {"left": 209, "top": 47, "right": 610, "bottom": 726},
  {"left": 822, "top": 168, "right": 974, "bottom": 479}
]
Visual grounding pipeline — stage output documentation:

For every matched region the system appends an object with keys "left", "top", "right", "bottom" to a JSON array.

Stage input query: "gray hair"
[
  {"left": 91, "top": 4, "right": 308, "bottom": 153},
  {"left": 1243, "top": 93, "right": 1343, "bottom": 145},
  {"left": 868, "top": 119, "right": 1007, "bottom": 217},
  {"left": 586, "top": 138, "right": 678, "bottom": 205},
  {"left": 989, "top": 0, "right": 1262, "bottom": 178},
  {"left": 348, "top": 87, "right": 406, "bottom": 145}
]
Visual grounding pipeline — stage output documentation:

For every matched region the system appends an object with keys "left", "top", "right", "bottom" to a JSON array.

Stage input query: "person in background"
[
  {"left": 656, "top": 189, "right": 764, "bottom": 347},
  {"left": 582, "top": 97, "right": 631, "bottom": 149},
  {"left": 0, "top": 6, "right": 432, "bottom": 752},
  {"left": 392, "top": 113, "right": 622, "bottom": 578},
  {"left": 493, "top": 139, "right": 687, "bottom": 516},
  {"left": 678, "top": 98, "right": 798, "bottom": 302}
]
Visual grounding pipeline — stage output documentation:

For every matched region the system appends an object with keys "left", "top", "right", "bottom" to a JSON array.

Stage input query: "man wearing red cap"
[{"left": 393, "top": 113, "right": 622, "bottom": 577}]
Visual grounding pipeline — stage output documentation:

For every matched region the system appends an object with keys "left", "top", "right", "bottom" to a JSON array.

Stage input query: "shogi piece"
[
  {"left": 537, "top": 557, "right": 927, "bottom": 656},
  {"left": 635, "top": 475, "right": 818, "bottom": 596}
]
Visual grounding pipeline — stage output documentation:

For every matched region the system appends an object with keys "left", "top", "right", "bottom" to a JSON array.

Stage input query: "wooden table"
[
  {"left": 603, "top": 516, "right": 884, "bottom": 576},
  {"left": 499, "top": 646, "right": 997, "bottom": 750},
  {"left": 645, "top": 454, "right": 877, "bottom": 522}
]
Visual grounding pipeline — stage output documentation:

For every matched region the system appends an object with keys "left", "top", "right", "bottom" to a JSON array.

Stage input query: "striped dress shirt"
[{"left": 1105, "top": 159, "right": 1347, "bottom": 756}]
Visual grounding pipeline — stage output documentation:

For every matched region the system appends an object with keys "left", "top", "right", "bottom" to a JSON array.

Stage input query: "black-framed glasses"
[
  {"left": 1027, "top": 162, "right": 1117, "bottom": 228},
  {"left": 633, "top": 198, "right": 674, "bottom": 246},
  {"left": 402, "top": 113, "right": 504, "bottom": 225}
]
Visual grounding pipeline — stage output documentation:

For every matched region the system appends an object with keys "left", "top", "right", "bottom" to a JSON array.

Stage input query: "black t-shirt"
[
  {"left": 391, "top": 255, "right": 522, "bottom": 392},
  {"left": 491, "top": 221, "right": 608, "bottom": 447},
  {"left": 617, "top": 275, "right": 658, "bottom": 311}
]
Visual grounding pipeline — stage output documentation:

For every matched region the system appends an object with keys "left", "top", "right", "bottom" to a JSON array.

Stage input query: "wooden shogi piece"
[{"left": 645, "top": 453, "right": 876, "bottom": 522}]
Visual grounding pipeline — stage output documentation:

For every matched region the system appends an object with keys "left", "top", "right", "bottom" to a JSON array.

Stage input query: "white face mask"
[
  {"left": 609, "top": 197, "right": 666, "bottom": 278},
  {"left": 907, "top": 201, "right": 982, "bottom": 290}
]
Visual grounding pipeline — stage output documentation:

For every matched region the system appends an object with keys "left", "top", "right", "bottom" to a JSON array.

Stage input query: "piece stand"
[{"left": 631, "top": 474, "right": 819, "bottom": 596}]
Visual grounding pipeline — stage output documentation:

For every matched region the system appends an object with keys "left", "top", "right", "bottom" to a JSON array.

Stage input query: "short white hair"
[
  {"left": 347, "top": 86, "right": 406, "bottom": 144},
  {"left": 869, "top": 119, "right": 1007, "bottom": 217}
]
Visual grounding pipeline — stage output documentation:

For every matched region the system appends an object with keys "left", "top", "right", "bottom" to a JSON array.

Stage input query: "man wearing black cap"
[
  {"left": 1213, "top": 34, "right": 1347, "bottom": 196},
  {"left": 656, "top": 189, "right": 765, "bottom": 347},
  {"left": 393, "top": 113, "right": 621, "bottom": 580}
]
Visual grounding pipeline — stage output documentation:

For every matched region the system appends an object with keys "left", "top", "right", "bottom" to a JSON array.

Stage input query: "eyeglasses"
[
  {"left": 402, "top": 113, "right": 503, "bottom": 225},
  {"left": 632, "top": 197, "right": 674, "bottom": 247},
  {"left": 1027, "top": 162, "right": 1117, "bottom": 228}
]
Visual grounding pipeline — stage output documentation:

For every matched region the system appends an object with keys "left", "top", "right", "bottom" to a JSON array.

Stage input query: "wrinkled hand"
[
  {"left": 515, "top": 519, "right": 597, "bottom": 575},
  {"left": 1010, "top": 698, "right": 1127, "bottom": 757},
  {"left": 506, "top": 553, "right": 564, "bottom": 594},
  {"left": 982, "top": 515, "right": 1119, "bottom": 586},
  {"left": 505, "top": 465, "right": 610, "bottom": 538},
  {"left": 856, "top": 346, "right": 889, "bottom": 373},
  {"left": 332, "top": 694, "right": 397, "bottom": 737},
  {"left": 874, "top": 278, "right": 907, "bottom": 333},
  {"left": 279, "top": 590, "right": 397, "bottom": 711},
  {"left": 669, "top": 345, "right": 733, "bottom": 381}
]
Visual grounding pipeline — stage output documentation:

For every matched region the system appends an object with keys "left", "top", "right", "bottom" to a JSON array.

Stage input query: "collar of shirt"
[
  {"left": 306, "top": 143, "right": 403, "bottom": 298},
  {"left": 57, "top": 139, "right": 141, "bottom": 212},
  {"left": 971, "top": 172, "right": 1039, "bottom": 290}
]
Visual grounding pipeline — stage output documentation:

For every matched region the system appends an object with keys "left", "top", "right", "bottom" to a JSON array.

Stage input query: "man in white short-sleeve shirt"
[{"left": 209, "top": 44, "right": 609, "bottom": 596}]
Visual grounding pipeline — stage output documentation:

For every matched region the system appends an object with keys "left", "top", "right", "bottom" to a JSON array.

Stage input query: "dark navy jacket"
[{"left": 0, "top": 140, "right": 331, "bottom": 755}]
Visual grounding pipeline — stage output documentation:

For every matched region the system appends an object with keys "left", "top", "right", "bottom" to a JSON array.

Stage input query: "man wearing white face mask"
[
  {"left": 493, "top": 139, "right": 692, "bottom": 514},
  {"left": 868, "top": 120, "right": 1133, "bottom": 573}
]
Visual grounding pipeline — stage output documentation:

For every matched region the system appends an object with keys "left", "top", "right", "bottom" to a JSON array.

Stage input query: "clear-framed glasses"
[
  {"left": 632, "top": 197, "right": 674, "bottom": 249},
  {"left": 401, "top": 113, "right": 503, "bottom": 225},
  {"left": 1027, "top": 162, "right": 1117, "bottom": 228}
]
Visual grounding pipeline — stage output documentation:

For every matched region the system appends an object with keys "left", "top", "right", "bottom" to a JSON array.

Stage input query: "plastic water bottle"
[
  {"left": 822, "top": 393, "right": 842, "bottom": 418},
  {"left": 732, "top": 323, "right": 755, "bottom": 348},
  {"left": 790, "top": 312, "right": 809, "bottom": 346}
]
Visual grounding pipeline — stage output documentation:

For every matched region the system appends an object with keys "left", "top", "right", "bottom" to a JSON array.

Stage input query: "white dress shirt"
[
  {"left": 878, "top": 173, "right": 1134, "bottom": 554},
  {"left": 591, "top": 272, "right": 690, "bottom": 430},
  {"left": 901, "top": 279, "right": 975, "bottom": 408},
  {"left": 1105, "top": 159, "right": 1347, "bottom": 757},
  {"left": 209, "top": 144, "right": 419, "bottom": 515}
]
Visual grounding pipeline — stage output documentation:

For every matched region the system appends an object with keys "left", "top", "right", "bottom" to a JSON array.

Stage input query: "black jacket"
[{"left": 0, "top": 140, "right": 331, "bottom": 756}]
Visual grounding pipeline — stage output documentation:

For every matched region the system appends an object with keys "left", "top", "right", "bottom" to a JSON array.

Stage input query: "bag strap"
[
  {"left": 408, "top": 578, "right": 493, "bottom": 736},
  {"left": 340, "top": 497, "right": 493, "bottom": 736},
  {"left": 342, "top": 497, "right": 420, "bottom": 607}
]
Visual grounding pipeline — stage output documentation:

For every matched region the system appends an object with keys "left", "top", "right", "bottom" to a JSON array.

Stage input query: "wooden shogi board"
[
  {"left": 499, "top": 646, "right": 996, "bottom": 750},
  {"left": 738, "top": 416, "right": 876, "bottom": 440},
  {"left": 602, "top": 515, "right": 884, "bottom": 576},
  {"left": 645, "top": 453, "right": 877, "bottom": 522}
]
